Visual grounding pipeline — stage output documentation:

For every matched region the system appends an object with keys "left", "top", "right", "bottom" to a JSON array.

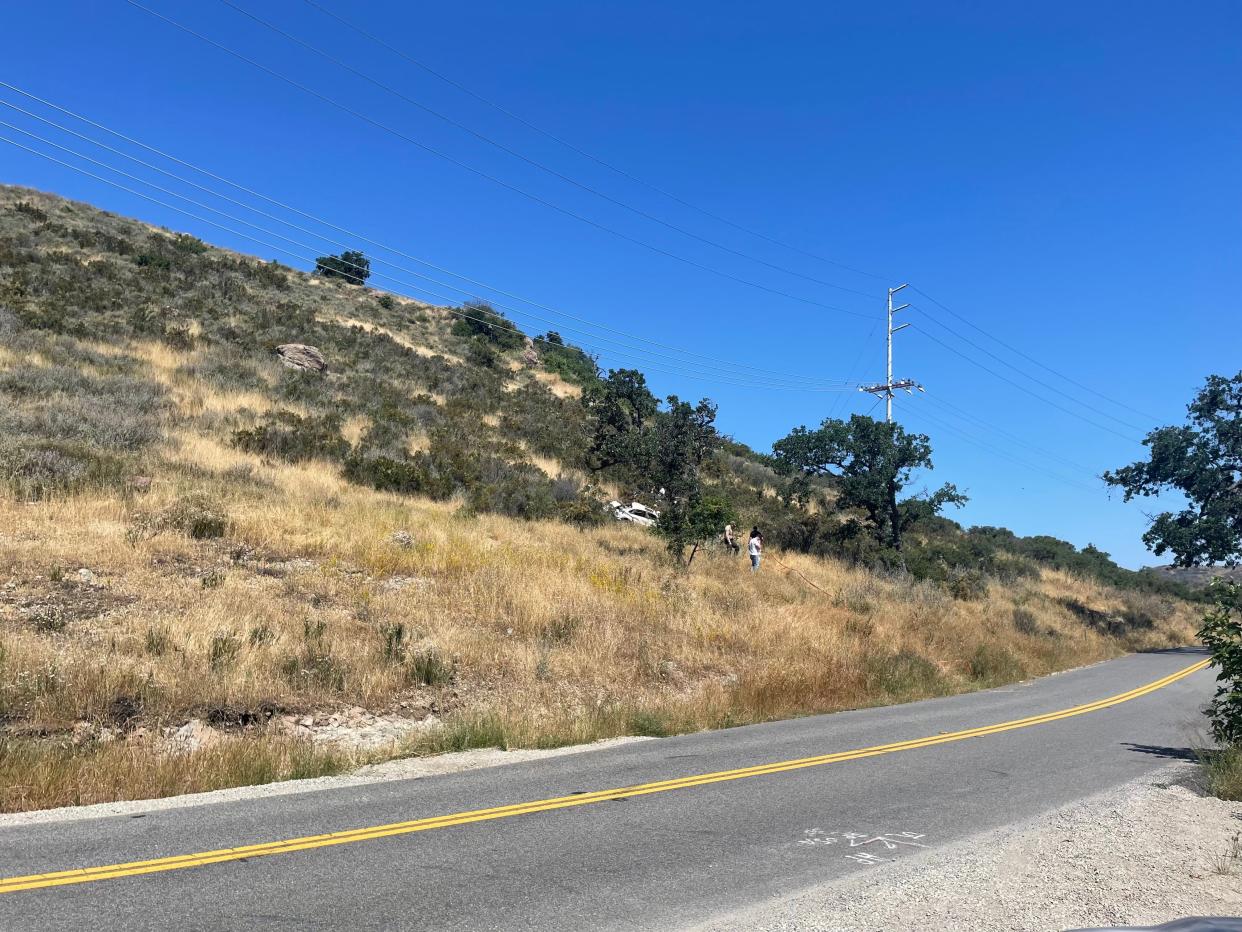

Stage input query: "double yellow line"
[{"left": 0, "top": 658, "right": 1209, "bottom": 895}]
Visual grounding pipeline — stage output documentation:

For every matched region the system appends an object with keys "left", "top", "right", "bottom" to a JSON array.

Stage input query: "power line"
[
  {"left": 910, "top": 285, "right": 1160, "bottom": 423},
  {"left": 0, "top": 131, "right": 862, "bottom": 393},
  {"left": 0, "top": 83, "right": 853, "bottom": 386},
  {"left": 123, "top": 0, "right": 879, "bottom": 322},
  {"left": 119, "top": 2, "right": 1174, "bottom": 440},
  {"left": 921, "top": 392, "right": 1101, "bottom": 476},
  {"left": 909, "top": 324, "right": 1144, "bottom": 445},
  {"left": 902, "top": 405, "right": 1100, "bottom": 495},
  {"left": 216, "top": 0, "right": 882, "bottom": 303},
  {"left": 0, "top": 113, "right": 857, "bottom": 388},
  {"left": 300, "top": 0, "right": 893, "bottom": 284},
  {"left": 910, "top": 304, "right": 1150, "bottom": 435},
  {"left": 827, "top": 320, "right": 880, "bottom": 419},
  {"left": 296, "top": 0, "right": 1164, "bottom": 431}
]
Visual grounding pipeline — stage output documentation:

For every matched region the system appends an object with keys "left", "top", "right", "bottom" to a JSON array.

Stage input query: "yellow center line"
[{"left": 0, "top": 658, "right": 1209, "bottom": 895}]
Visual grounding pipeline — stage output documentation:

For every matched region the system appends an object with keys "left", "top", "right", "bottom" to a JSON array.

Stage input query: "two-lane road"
[{"left": 0, "top": 649, "right": 1212, "bottom": 930}]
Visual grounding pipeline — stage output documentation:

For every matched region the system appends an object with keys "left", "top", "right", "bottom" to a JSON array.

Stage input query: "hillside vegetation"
[{"left": 0, "top": 185, "right": 1198, "bottom": 811}]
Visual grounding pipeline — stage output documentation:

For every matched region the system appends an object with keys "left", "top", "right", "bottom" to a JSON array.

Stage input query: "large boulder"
[
  {"left": 522, "top": 336, "right": 540, "bottom": 367},
  {"left": 275, "top": 343, "right": 327, "bottom": 372}
]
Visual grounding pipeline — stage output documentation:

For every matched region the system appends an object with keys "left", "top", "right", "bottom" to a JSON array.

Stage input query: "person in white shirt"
[
  {"left": 747, "top": 527, "right": 763, "bottom": 573},
  {"left": 724, "top": 523, "right": 739, "bottom": 555}
]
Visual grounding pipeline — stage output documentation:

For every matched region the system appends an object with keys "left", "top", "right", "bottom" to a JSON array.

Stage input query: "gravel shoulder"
[{"left": 697, "top": 763, "right": 1242, "bottom": 932}]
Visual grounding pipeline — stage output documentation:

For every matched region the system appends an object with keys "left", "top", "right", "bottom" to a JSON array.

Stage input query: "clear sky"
[{"left": 2, "top": 1, "right": 1237, "bottom": 567}]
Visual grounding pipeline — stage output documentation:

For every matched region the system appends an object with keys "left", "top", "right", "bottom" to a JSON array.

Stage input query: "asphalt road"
[{"left": 0, "top": 649, "right": 1212, "bottom": 931}]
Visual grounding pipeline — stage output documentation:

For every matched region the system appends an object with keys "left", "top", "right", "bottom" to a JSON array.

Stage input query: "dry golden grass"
[
  {"left": 0, "top": 430, "right": 1198, "bottom": 812},
  {"left": 0, "top": 736, "right": 350, "bottom": 813},
  {"left": 533, "top": 370, "right": 583, "bottom": 399}
]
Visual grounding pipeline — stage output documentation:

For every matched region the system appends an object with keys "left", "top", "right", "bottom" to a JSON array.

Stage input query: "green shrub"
[
  {"left": 343, "top": 452, "right": 438, "bottom": 497},
  {"left": 209, "top": 631, "right": 242, "bottom": 671},
  {"left": 463, "top": 460, "right": 558, "bottom": 520},
  {"left": 232, "top": 411, "right": 351, "bottom": 463},
  {"left": 129, "top": 493, "right": 228, "bottom": 541},
  {"left": 1012, "top": 607, "right": 1043, "bottom": 636},
  {"left": 451, "top": 301, "right": 525, "bottom": 351},
  {"left": 170, "top": 233, "right": 207, "bottom": 254},
  {"left": 408, "top": 647, "right": 455, "bottom": 686},
  {"left": 499, "top": 382, "right": 589, "bottom": 465},
  {"left": 945, "top": 566, "right": 987, "bottom": 601},
  {"left": 1204, "top": 744, "right": 1242, "bottom": 801},
  {"left": 314, "top": 250, "right": 370, "bottom": 284},
  {"left": 537, "top": 335, "right": 599, "bottom": 385},
  {"left": 466, "top": 340, "right": 500, "bottom": 369},
  {"left": 14, "top": 200, "right": 48, "bottom": 222},
  {"left": 967, "top": 644, "right": 1026, "bottom": 685},
  {"left": 1200, "top": 581, "right": 1242, "bottom": 745},
  {"left": 626, "top": 709, "right": 671, "bottom": 738},
  {"left": 864, "top": 649, "right": 946, "bottom": 697}
]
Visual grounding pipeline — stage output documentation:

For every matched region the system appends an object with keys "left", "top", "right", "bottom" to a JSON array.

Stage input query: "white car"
[{"left": 608, "top": 500, "right": 660, "bottom": 527}]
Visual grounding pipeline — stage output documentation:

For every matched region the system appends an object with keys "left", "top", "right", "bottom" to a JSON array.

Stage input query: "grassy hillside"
[{"left": 0, "top": 185, "right": 1198, "bottom": 811}]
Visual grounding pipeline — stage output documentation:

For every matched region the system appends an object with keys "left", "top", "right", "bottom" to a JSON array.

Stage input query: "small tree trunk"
[
  {"left": 888, "top": 478, "right": 907, "bottom": 571},
  {"left": 686, "top": 543, "right": 699, "bottom": 568}
]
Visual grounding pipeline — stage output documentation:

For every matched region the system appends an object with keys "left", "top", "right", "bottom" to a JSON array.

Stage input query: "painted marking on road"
[
  {"left": 800, "top": 828, "right": 929, "bottom": 865},
  {"left": 0, "top": 658, "right": 1209, "bottom": 895},
  {"left": 844, "top": 851, "right": 889, "bottom": 866}
]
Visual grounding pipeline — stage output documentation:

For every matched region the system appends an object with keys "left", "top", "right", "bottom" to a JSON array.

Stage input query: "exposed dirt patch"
[{"left": 0, "top": 572, "right": 136, "bottom": 634}]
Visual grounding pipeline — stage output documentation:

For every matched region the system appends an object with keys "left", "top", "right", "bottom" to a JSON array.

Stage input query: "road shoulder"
[{"left": 696, "top": 762, "right": 1241, "bottom": 932}]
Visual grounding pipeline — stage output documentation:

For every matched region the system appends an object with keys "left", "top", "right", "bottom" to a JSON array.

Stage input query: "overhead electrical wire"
[
  {"left": 287, "top": 0, "right": 1163, "bottom": 439},
  {"left": 921, "top": 392, "right": 1100, "bottom": 476},
  {"left": 163, "top": 0, "right": 1164, "bottom": 445},
  {"left": 215, "top": 0, "right": 882, "bottom": 303},
  {"left": 0, "top": 104, "right": 1145, "bottom": 481},
  {"left": 138, "top": 0, "right": 1165, "bottom": 442},
  {"left": 826, "top": 320, "right": 880, "bottom": 420},
  {"left": 908, "top": 325, "right": 1144, "bottom": 445},
  {"left": 0, "top": 112, "right": 857, "bottom": 388},
  {"left": 0, "top": 131, "right": 862, "bottom": 393},
  {"left": 0, "top": 84, "right": 855, "bottom": 386},
  {"left": 901, "top": 405, "right": 1101, "bottom": 495},
  {"left": 122, "top": 0, "right": 879, "bottom": 322},
  {"left": 0, "top": 128, "right": 1142, "bottom": 489},
  {"left": 299, "top": 0, "right": 892, "bottom": 284},
  {"left": 0, "top": 34, "right": 1158, "bottom": 456},
  {"left": 911, "top": 286, "right": 1160, "bottom": 424},
  {"left": 909, "top": 304, "right": 1151, "bottom": 435}
]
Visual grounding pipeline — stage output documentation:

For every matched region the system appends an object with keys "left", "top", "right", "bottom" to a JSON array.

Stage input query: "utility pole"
[{"left": 860, "top": 283, "right": 923, "bottom": 422}]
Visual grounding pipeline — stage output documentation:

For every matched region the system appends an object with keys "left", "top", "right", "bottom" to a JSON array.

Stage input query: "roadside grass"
[
  {"left": 1203, "top": 744, "right": 1242, "bottom": 802},
  {"left": 1210, "top": 830, "right": 1241, "bottom": 876},
  {"left": 0, "top": 735, "right": 352, "bottom": 813}
]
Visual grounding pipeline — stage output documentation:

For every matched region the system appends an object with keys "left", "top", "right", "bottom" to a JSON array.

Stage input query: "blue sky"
[{"left": 3, "top": 1, "right": 1238, "bottom": 567}]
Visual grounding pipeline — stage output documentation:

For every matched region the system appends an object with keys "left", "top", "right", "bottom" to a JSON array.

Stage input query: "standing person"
[
  {"left": 748, "top": 527, "right": 763, "bottom": 573},
  {"left": 724, "top": 522, "right": 740, "bottom": 556}
]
